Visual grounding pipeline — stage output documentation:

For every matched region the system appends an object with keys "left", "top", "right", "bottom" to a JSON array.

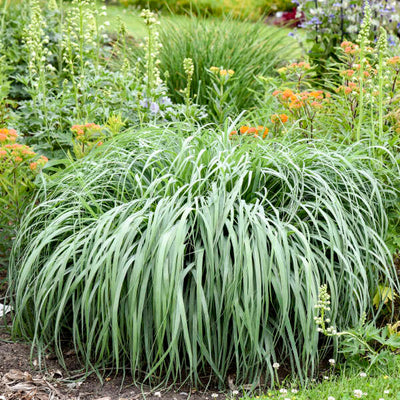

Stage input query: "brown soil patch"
[{"left": 0, "top": 320, "right": 219, "bottom": 400}]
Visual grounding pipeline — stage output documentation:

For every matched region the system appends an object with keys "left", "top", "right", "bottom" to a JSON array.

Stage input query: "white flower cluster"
[
  {"left": 62, "top": 0, "right": 99, "bottom": 75},
  {"left": 24, "top": 0, "right": 51, "bottom": 86},
  {"left": 140, "top": 9, "right": 163, "bottom": 94},
  {"left": 183, "top": 58, "right": 194, "bottom": 77},
  {"left": 314, "top": 284, "right": 337, "bottom": 336},
  {"left": 48, "top": 0, "right": 58, "bottom": 11},
  {"left": 356, "top": 2, "right": 371, "bottom": 46}
]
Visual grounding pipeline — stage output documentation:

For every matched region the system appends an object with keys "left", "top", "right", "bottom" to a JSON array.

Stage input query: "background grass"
[
  {"left": 153, "top": 16, "right": 297, "bottom": 113},
  {"left": 115, "top": 0, "right": 295, "bottom": 19}
]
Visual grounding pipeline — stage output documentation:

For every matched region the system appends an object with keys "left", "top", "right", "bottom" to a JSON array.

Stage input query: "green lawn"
[
  {"left": 98, "top": 3, "right": 188, "bottom": 36},
  {"left": 98, "top": 2, "right": 299, "bottom": 46},
  {"left": 243, "top": 358, "right": 400, "bottom": 400}
]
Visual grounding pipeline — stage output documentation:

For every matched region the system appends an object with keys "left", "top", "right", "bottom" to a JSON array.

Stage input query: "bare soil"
[{"left": 0, "top": 314, "right": 217, "bottom": 400}]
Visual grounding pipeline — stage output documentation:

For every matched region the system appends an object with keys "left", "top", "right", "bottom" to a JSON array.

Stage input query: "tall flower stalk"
[
  {"left": 140, "top": 9, "right": 162, "bottom": 100},
  {"left": 183, "top": 58, "right": 194, "bottom": 111},
  {"left": 62, "top": 0, "right": 98, "bottom": 120},
  {"left": 355, "top": 2, "right": 371, "bottom": 141},
  {"left": 377, "top": 27, "right": 387, "bottom": 143}
]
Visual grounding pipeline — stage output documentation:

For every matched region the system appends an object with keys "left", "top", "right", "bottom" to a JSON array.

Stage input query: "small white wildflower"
[
  {"left": 379, "top": 398, "right": 385, "bottom": 400},
  {"left": 279, "top": 389, "right": 287, "bottom": 394},
  {"left": 232, "top": 391, "right": 239, "bottom": 396},
  {"left": 354, "top": 389, "right": 363, "bottom": 398},
  {"left": 273, "top": 362, "right": 280, "bottom": 369},
  {"left": 328, "top": 359, "right": 335, "bottom": 365},
  {"left": 328, "top": 397, "right": 335, "bottom": 400},
  {"left": 359, "top": 372, "right": 367, "bottom": 378},
  {"left": 323, "top": 376, "right": 329, "bottom": 380},
  {"left": 384, "top": 390, "right": 390, "bottom": 394},
  {"left": 291, "top": 389, "right": 298, "bottom": 393},
  {"left": 154, "top": 392, "right": 162, "bottom": 398},
  {"left": 104, "top": 21, "right": 110, "bottom": 26},
  {"left": 211, "top": 394, "right": 218, "bottom": 398}
]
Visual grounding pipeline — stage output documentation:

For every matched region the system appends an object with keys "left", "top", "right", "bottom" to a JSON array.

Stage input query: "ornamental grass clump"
[
  {"left": 9, "top": 128, "right": 397, "bottom": 386},
  {"left": 156, "top": 17, "right": 295, "bottom": 117}
]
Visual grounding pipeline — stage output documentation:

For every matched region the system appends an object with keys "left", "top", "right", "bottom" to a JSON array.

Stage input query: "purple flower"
[
  {"left": 160, "top": 97, "right": 172, "bottom": 106},
  {"left": 150, "top": 102, "right": 160, "bottom": 114},
  {"left": 388, "top": 35, "right": 396, "bottom": 46},
  {"left": 140, "top": 99, "right": 149, "bottom": 108},
  {"left": 309, "top": 17, "right": 322, "bottom": 25}
]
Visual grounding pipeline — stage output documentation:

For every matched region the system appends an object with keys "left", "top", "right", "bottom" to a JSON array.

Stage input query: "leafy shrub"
[
  {"left": 9, "top": 127, "right": 397, "bottom": 386},
  {"left": 0, "top": 128, "right": 47, "bottom": 269},
  {"left": 149, "top": 17, "right": 295, "bottom": 116}
]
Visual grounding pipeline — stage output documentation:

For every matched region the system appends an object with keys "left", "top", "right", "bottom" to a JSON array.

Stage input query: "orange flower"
[
  {"left": 271, "top": 114, "right": 289, "bottom": 124},
  {"left": 240, "top": 126, "right": 249, "bottom": 134},
  {"left": 340, "top": 41, "right": 359, "bottom": 55},
  {"left": 262, "top": 128, "right": 269, "bottom": 139},
  {"left": 280, "top": 114, "right": 288, "bottom": 123},
  {"left": 297, "top": 61, "right": 311, "bottom": 70},
  {"left": 340, "top": 69, "right": 355, "bottom": 78},
  {"left": 29, "top": 162, "right": 38, "bottom": 171},
  {"left": 0, "top": 128, "right": 18, "bottom": 143},
  {"left": 310, "top": 101, "right": 323, "bottom": 109},
  {"left": 388, "top": 56, "right": 400, "bottom": 66},
  {"left": 229, "top": 130, "right": 238, "bottom": 136},
  {"left": 282, "top": 89, "right": 295, "bottom": 100},
  {"left": 289, "top": 99, "right": 303, "bottom": 110},
  {"left": 340, "top": 41, "right": 352, "bottom": 48}
]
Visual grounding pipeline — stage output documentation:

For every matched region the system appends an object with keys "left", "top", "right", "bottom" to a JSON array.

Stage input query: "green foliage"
[
  {"left": 2, "top": 3, "right": 205, "bottom": 157},
  {"left": 150, "top": 16, "right": 295, "bottom": 116},
  {"left": 117, "top": 0, "right": 295, "bottom": 19},
  {"left": 0, "top": 129, "right": 47, "bottom": 270},
  {"left": 315, "top": 285, "right": 400, "bottom": 372},
  {"left": 9, "top": 127, "right": 397, "bottom": 386}
]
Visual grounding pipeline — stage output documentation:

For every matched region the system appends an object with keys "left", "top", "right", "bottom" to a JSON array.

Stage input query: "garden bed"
[{"left": 2, "top": 0, "right": 400, "bottom": 397}]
